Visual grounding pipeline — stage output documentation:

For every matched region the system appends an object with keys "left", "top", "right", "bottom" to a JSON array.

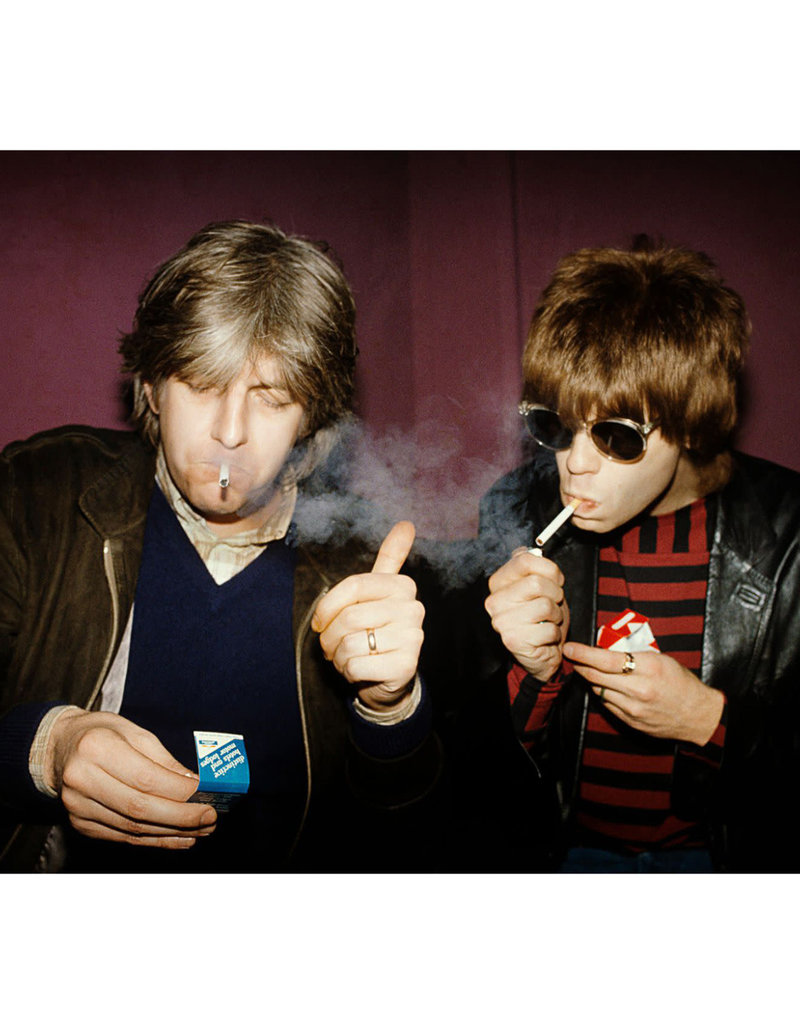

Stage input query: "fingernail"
[{"left": 201, "top": 808, "right": 217, "bottom": 826}]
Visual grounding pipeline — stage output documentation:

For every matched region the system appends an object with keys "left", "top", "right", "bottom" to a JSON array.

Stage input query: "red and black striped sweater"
[{"left": 508, "top": 497, "right": 726, "bottom": 854}]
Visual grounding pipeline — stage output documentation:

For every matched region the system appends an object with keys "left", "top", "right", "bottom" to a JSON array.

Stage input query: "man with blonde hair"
[{"left": 0, "top": 220, "right": 439, "bottom": 872}]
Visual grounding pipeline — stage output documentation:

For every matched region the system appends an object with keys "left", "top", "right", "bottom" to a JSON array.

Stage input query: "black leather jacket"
[{"left": 477, "top": 450, "right": 800, "bottom": 871}]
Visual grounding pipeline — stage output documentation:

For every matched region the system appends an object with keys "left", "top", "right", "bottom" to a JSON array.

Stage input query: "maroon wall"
[{"left": 2, "top": 151, "right": 798, "bottom": 536}]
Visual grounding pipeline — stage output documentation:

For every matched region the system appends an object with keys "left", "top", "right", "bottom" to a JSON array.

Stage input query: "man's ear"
[{"left": 142, "top": 381, "right": 159, "bottom": 414}]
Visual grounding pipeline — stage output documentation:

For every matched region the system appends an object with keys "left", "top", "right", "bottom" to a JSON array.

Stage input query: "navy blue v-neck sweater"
[{"left": 100, "top": 486, "right": 308, "bottom": 869}]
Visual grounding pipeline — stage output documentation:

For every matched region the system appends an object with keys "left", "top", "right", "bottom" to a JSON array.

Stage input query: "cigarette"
[
  {"left": 531, "top": 498, "right": 580, "bottom": 550},
  {"left": 219, "top": 462, "right": 230, "bottom": 489}
]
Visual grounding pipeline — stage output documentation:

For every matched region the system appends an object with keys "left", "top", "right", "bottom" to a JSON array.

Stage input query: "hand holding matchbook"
[{"left": 484, "top": 501, "right": 577, "bottom": 683}]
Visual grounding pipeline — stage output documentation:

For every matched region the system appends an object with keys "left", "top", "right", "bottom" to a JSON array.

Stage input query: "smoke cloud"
[{"left": 293, "top": 410, "right": 527, "bottom": 590}]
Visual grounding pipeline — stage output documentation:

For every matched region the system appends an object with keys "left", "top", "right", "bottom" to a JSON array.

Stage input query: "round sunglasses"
[{"left": 518, "top": 402, "right": 658, "bottom": 463}]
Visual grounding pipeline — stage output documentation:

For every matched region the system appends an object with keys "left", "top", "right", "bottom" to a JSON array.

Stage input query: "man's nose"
[
  {"left": 210, "top": 390, "right": 248, "bottom": 448},
  {"left": 564, "top": 427, "right": 601, "bottom": 474}
]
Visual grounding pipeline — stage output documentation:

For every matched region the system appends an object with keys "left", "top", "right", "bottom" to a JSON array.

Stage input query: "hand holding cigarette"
[{"left": 311, "top": 521, "right": 425, "bottom": 711}]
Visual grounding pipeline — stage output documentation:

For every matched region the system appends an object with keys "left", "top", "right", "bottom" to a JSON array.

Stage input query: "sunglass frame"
[{"left": 518, "top": 402, "right": 658, "bottom": 463}]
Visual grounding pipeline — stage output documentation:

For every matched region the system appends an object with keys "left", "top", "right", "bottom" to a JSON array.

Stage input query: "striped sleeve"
[
  {"left": 677, "top": 693, "right": 727, "bottom": 768},
  {"left": 508, "top": 661, "right": 569, "bottom": 752}
]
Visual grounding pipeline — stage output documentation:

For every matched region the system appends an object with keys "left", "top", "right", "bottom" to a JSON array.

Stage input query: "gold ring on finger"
[{"left": 366, "top": 628, "right": 378, "bottom": 655}]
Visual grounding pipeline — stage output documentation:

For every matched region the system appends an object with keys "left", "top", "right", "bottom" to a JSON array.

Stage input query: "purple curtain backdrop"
[{"left": 2, "top": 151, "right": 798, "bottom": 538}]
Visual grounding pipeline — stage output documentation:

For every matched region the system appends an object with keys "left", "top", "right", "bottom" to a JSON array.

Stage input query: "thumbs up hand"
[{"left": 311, "top": 521, "right": 424, "bottom": 711}]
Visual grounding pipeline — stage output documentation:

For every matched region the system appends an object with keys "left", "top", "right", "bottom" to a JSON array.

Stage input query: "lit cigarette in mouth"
[
  {"left": 219, "top": 462, "right": 230, "bottom": 489},
  {"left": 529, "top": 498, "right": 581, "bottom": 555}
]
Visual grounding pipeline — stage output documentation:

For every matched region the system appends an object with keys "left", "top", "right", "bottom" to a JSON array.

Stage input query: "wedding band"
[
  {"left": 598, "top": 686, "right": 606, "bottom": 701},
  {"left": 621, "top": 652, "right": 636, "bottom": 675},
  {"left": 366, "top": 629, "right": 378, "bottom": 654}
]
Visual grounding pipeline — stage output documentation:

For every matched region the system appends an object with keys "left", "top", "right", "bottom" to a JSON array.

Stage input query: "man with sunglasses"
[{"left": 476, "top": 241, "right": 800, "bottom": 872}]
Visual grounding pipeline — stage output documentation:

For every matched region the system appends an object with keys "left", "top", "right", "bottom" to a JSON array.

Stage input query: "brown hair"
[
  {"left": 119, "top": 220, "right": 357, "bottom": 477},
  {"left": 521, "top": 243, "right": 751, "bottom": 463}
]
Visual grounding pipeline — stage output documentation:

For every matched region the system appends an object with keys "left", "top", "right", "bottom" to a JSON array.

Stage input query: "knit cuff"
[
  {"left": 351, "top": 674, "right": 422, "bottom": 725},
  {"left": 348, "top": 677, "right": 432, "bottom": 760}
]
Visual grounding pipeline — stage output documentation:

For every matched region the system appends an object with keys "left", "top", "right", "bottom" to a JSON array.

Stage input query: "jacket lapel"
[{"left": 703, "top": 462, "right": 777, "bottom": 697}]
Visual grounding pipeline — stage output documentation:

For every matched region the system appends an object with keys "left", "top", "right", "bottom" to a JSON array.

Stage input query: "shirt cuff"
[
  {"left": 351, "top": 675, "right": 422, "bottom": 725},
  {"left": 29, "top": 704, "right": 82, "bottom": 797}
]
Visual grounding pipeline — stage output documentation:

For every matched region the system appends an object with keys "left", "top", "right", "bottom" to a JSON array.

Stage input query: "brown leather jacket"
[{"left": 0, "top": 426, "right": 441, "bottom": 870}]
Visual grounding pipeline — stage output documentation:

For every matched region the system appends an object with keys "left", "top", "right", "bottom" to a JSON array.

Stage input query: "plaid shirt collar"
[{"left": 154, "top": 447, "right": 297, "bottom": 582}]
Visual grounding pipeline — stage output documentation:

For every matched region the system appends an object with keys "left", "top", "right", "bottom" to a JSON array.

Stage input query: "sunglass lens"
[
  {"left": 524, "top": 408, "right": 573, "bottom": 449},
  {"left": 591, "top": 421, "right": 645, "bottom": 461}
]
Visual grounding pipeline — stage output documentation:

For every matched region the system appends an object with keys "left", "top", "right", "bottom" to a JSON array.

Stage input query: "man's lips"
[
  {"left": 566, "top": 495, "right": 598, "bottom": 513},
  {"left": 197, "top": 459, "right": 250, "bottom": 482}
]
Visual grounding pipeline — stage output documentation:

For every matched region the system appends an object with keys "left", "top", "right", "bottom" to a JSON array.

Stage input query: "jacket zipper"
[
  {"left": 565, "top": 545, "right": 599, "bottom": 822},
  {"left": 1, "top": 537, "right": 122, "bottom": 870},
  {"left": 566, "top": 693, "right": 590, "bottom": 823},
  {"left": 85, "top": 538, "right": 121, "bottom": 710},
  {"left": 287, "top": 583, "right": 330, "bottom": 860}
]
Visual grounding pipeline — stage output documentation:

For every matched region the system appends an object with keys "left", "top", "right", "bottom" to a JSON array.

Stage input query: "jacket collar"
[
  {"left": 79, "top": 436, "right": 156, "bottom": 539},
  {"left": 714, "top": 453, "right": 779, "bottom": 568}
]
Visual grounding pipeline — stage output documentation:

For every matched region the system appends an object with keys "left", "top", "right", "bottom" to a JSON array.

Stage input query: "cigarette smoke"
[{"left": 293, "top": 407, "right": 527, "bottom": 590}]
